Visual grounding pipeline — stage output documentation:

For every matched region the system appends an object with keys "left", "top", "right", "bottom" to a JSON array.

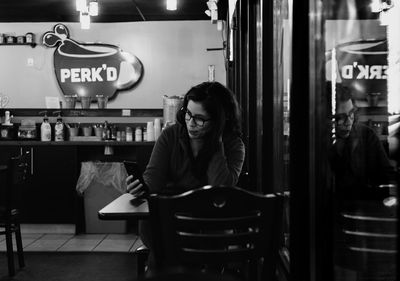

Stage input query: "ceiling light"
[
  {"left": 166, "top": 0, "right": 177, "bottom": 11},
  {"left": 370, "top": 0, "right": 381, "bottom": 12},
  {"left": 76, "top": 0, "right": 87, "bottom": 12},
  {"left": 89, "top": 0, "right": 99, "bottom": 16},
  {"left": 80, "top": 11, "right": 91, "bottom": 29},
  {"left": 207, "top": 0, "right": 218, "bottom": 11},
  {"left": 210, "top": 9, "right": 218, "bottom": 23}
]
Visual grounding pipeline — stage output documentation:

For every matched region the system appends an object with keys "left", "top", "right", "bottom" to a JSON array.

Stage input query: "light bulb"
[
  {"left": 207, "top": 0, "right": 218, "bottom": 11},
  {"left": 89, "top": 0, "right": 99, "bottom": 16},
  {"left": 76, "top": 0, "right": 86, "bottom": 12},
  {"left": 166, "top": 0, "right": 177, "bottom": 11},
  {"left": 80, "top": 12, "right": 91, "bottom": 29},
  {"left": 370, "top": 0, "right": 381, "bottom": 12}
]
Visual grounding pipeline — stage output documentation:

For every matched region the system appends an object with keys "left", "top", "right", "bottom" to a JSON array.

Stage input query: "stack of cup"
[
  {"left": 147, "top": 121, "right": 154, "bottom": 141},
  {"left": 154, "top": 118, "right": 161, "bottom": 140},
  {"left": 64, "top": 95, "right": 77, "bottom": 109}
]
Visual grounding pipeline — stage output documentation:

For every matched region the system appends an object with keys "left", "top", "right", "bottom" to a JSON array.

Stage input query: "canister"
[
  {"left": 135, "top": 127, "right": 142, "bottom": 142},
  {"left": 126, "top": 127, "right": 133, "bottom": 142},
  {"left": 6, "top": 36, "right": 15, "bottom": 44},
  {"left": 17, "top": 36, "right": 25, "bottom": 44},
  {"left": 25, "top": 32, "right": 34, "bottom": 44}
]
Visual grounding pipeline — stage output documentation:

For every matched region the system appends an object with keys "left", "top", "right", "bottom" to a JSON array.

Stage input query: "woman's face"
[{"left": 185, "top": 100, "right": 213, "bottom": 139}]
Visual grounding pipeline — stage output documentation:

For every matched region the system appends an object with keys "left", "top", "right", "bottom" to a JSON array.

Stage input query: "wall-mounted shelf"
[
  {"left": 0, "top": 108, "right": 163, "bottom": 118},
  {"left": 0, "top": 43, "right": 37, "bottom": 48}
]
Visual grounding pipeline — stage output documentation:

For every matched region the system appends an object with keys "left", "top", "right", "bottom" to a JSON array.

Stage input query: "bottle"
[
  {"left": 208, "top": 65, "right": 215, "bottom": 82},
  {"left": 154, "top": 118, "right": 161, "bottom": 141},
  {"left": 126, "top": 126, "right": 133, "bottom": 142},
  {"left": 143, "top": 127, "right": 147, "bottom": 141},
  {"left": 54, "top": 111, "right": 64, "bottom": 141},
  {"left": 135, "top": 126, "right": 142, "bottom": 142},
  {"left": 40, "top": 111, "right": 52, "bottom": 141},
  {"left": 102, "top": 121, "right": 109, "bottom": 140}
]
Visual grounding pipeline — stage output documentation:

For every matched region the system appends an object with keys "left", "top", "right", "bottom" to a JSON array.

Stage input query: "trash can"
[{"left": 76, "top": 161, "right": 128, "bottom": 234}]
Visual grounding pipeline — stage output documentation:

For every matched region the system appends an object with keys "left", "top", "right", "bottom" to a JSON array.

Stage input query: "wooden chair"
[
  {"left": 148, "top": 185, "right": 284, "bottom": 281},
  {"left": 0, "top": 153, "right": 29, "bottom": 276}
]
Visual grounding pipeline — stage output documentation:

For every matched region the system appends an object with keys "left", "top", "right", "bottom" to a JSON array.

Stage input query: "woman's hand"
[{"left": 126, "top": 175, "right": 146, "bottom": 197}]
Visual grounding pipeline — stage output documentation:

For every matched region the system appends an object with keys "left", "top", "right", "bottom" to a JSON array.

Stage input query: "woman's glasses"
[
  {"left": 334, "top": 108, "right": 357, "bottom": 125},
  {"left": 183, "top": 109, "right": 211, "bottom": 127}
]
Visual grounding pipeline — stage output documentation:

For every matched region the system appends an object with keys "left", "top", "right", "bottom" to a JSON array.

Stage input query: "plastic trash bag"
[{"left": 76, "top": 161, "right": 128, "bottom": 195}]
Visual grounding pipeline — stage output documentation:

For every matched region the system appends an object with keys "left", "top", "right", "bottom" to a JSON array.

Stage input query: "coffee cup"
[
  {"left": 335, "top": 39, "right": 388, "bottom": 100},
  {"left": 80, "top": 96, "right": 91, "bottom": 109},
  {"left": 43, "top": 24, "right": 143, "bottom": 101},
  {"left": 96, "top": 95, "right": 108, "bottom": 109},
  {"left": 54, "top": 40, "right": 142, "bottom": 100},
  {"left": 64, "top": 95, "right": 77, "bottom": 109}
]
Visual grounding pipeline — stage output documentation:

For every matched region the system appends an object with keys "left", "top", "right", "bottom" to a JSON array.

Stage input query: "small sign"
[
  {"left": 45, "top": 96, "right": 60, "bottom": 108},
  {"left": 122, "top": 109, "right": 131, "bottom": 116},
  {"left": 43, "top": 24, "right": 143, "bottom": 100}
]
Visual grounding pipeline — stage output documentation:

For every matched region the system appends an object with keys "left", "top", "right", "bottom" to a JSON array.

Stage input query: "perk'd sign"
[{"left": 43, "top": 24, "right": 143, "bottom": 99}]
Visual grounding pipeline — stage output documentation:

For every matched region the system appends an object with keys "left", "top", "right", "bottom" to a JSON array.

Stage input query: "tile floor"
[{"left": 0, "top": 224, "right": 144, "bottom": 253}]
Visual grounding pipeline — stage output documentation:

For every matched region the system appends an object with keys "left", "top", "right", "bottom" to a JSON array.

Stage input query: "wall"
[{"left": 0, "top": 21, "right": 226, "bottom": 109}]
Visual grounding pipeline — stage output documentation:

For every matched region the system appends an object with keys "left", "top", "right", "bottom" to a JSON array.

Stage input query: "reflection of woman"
[
  {"left": 126, "top": 81, "right": 245, "bottom": 273},
  {"left": 330, "top": 83, "right": 395, "bottom": 199}
]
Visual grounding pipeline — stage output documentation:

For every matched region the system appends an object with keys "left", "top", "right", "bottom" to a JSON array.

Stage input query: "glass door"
[{"left": 324, "top": 1, "right": 398, "bottom": 280}]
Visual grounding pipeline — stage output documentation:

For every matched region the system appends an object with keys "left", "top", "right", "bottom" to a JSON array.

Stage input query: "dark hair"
[
  {"left": 335, "top": 83, "right": 352, "bottom": 103},
  {"left": 176, "top": 81, "right": 242, "bottom": 182},
  {"left": 177, "top": 81, "right": 242, "bottom": 138}
]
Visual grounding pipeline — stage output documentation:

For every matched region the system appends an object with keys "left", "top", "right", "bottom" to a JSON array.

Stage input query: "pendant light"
[{"left": 166, "top": 0, "right": 177, "bottom": 11}]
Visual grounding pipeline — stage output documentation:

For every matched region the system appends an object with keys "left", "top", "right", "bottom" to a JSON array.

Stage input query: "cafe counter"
[{"left": 0, "top": 140, "right": 154, "bottom": 233}]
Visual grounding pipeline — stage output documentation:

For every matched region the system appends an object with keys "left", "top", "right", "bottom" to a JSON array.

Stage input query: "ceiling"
[{"left": 0, "top": 0, "right": 228, "bottom": 22}]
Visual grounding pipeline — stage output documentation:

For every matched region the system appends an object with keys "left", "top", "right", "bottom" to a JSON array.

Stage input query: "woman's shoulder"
[{"left": 160, "top": 122, "right": 183, "bottom": 139}]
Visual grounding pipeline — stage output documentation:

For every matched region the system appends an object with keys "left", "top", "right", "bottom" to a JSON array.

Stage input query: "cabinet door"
[
  {"left": 0, "top": 146, "right": 21, "bottom": 165},
  {"left": 21, "top": 146, "right": 78, "bottom": 223}
]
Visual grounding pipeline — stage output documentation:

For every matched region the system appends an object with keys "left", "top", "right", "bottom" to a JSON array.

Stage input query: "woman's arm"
[
  {"left": 142, "top": 127, "right": 173, "bottom": 193},
  {"left": 207, "top": 136, "right": 245, "bottom": 186}
]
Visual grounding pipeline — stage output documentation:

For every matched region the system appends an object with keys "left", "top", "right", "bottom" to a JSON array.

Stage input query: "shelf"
[
  {"left": 0, "top": 43, "right": 37, "bottom": 48},
  {"left": 0, "top": 140, "right": 155, "bottom": 146},
  {"left": 0, "top": 108, "right": 163, "bottom": 118}
]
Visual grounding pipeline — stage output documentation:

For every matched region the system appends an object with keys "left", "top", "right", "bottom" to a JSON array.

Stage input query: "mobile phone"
[
  {"left": 123, "top": 161, "right": 145, "bottom": 185},
  {"left": 123, "top": 161, "right": 148, "bottom": 204}
]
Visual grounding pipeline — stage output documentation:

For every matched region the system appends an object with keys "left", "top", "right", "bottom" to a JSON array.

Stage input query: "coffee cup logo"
[
  {"left": 336, "top": 39, "right": 388, "bottom": 101},
  {"left": 43, "top": 24, "right": 143, "bottom": 100}
]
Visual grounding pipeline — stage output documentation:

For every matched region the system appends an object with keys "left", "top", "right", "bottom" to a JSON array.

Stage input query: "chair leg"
[
  {"left": 5, "top": 221, "right": 16, "bottom": 277},
  {"left": 137, "top": 250, "right": 148, "bottom": 276},
  {"left": 14, "top": 222, "right": 25, "bottom": 268}
]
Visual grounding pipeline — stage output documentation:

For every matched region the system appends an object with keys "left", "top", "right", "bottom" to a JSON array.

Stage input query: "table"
[{"left": 98, "top": 193, "right": 149, "bottom": 220}]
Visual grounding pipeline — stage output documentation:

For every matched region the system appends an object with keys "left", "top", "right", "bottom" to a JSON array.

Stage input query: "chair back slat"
[
  {"left": 175, "top": 212, "right": 262, "bottom": 231},
  {"left": 149, "top": 186, "right": 283, "bottom": 280},
  {"left": 335, "top": 199, "right": 397, "bottom": 272},
  {"left": 177, "top": 230, "right": 260, "bottom": 248}
]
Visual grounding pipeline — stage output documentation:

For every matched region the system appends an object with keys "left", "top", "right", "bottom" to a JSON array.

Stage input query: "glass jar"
[{"left": 126, "top": 127, "right": 133, "bottom": 142}]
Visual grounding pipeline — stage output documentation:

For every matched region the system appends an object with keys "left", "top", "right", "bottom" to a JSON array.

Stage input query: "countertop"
[{"left": 0, "top": 140, "right": 155, "bottom": 146}]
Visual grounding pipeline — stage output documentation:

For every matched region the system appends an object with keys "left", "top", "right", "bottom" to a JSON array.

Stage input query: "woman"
[
  {"left": 126, "top": 81, "right": 245, "bottom": 274},
  {"left": 127, "top": 81, "right": 245, "bottom": 197}
]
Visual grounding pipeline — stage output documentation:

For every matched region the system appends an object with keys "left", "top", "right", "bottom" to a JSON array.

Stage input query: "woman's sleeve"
[
  {"left": 207, "top": 136, "right": 245, "bottom": 186},
  {"left": 142, "top": 128, "right": 172, "bottom": 193}
]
